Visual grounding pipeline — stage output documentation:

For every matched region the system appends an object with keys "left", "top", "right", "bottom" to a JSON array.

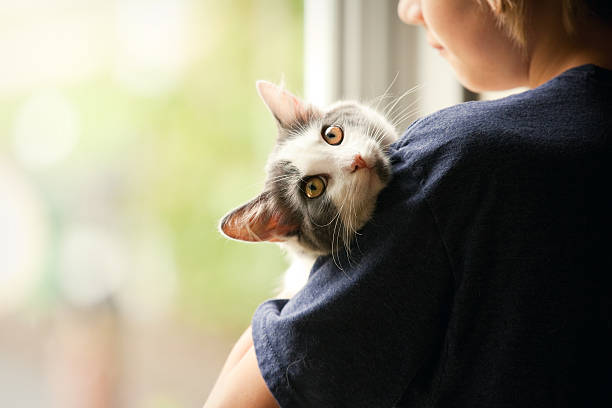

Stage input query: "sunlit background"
[{"left": 0, "top": 1, "right": 303, "bottom": 406}]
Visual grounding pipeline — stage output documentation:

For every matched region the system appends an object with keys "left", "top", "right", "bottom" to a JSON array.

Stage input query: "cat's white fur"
[{"left": 276, "top": 244, "right": 317, "bottom": 298}]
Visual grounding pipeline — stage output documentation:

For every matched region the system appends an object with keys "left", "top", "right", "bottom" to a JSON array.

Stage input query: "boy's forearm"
[
  {"left": 204, "top": 327, "right": 279, "bottom": 408},
  {"left": 216, "top": 326, "right": 254, "bottom": 381}
]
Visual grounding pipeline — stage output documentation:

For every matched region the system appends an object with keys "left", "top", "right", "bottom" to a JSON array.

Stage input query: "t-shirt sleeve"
[{"left": 251, "top": 144, "right": 454, "bottom": 408}]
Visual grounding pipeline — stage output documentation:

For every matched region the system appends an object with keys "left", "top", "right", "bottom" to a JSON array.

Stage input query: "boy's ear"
[
  {"left": 256, "top": 80, "right": 317, "bottom": 128},
  {"left": 219, "top": 192, "right": 298, "bottom": 242}
]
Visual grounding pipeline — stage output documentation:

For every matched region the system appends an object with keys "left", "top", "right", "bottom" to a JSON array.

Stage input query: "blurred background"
[
  {"left": 0, "top": 0, "right": 495, "bottom": 407},
  {"left": 1, "top": 1, "right": 300, "bottom": 406}
]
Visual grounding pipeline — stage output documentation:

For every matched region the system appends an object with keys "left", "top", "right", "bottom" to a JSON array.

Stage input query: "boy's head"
[{"left": 398, "top": 0, "right": 612, "bottom": 91}]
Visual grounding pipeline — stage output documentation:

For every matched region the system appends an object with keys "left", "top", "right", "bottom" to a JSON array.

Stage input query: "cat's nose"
[{"left": 350, "top": 154, "right": 369, "bottom": 173}]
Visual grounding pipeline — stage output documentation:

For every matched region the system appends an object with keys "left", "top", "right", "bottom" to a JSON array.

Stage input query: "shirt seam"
[{"left": 252, "top": 305, "right": 298, "bottom": 408}]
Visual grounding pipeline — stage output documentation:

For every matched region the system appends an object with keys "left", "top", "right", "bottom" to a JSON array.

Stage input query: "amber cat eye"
[
  {"left": 322, "top": 125, "right": 344, "bottom": 145},
  {"left": 304, "top": 176, "right": 326, "bottom": 199}
]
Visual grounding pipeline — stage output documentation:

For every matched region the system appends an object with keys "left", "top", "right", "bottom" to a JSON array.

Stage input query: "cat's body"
[{"left": 220, "top": 81, "right": 399, "bottom": 298}]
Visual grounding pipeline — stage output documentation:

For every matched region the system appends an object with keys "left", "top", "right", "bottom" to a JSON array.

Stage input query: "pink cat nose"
[{"left": 350, "top": 154, "right": 369, "bottom": 173}]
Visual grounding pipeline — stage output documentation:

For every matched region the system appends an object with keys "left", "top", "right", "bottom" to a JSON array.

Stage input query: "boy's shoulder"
[
  {"left": 394, "top": 65, "right": 610, "bottom": 171},
  {"left": 395, "top": 63, "right": 611, "bottom": 159},
  {"left": 388, "top": 67, "right": 610, "bottom": 198},
  {"left": 391, "top": 92, "right": 539, "bottom": 178},
  {"left": 396, "top": 88, "right": 547, "bottom": 154}
]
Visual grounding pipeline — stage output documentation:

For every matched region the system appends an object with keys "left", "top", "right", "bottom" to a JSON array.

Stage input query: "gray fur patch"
[
  {"left": 277, "top": 109, "right": 322, "bottom": 142},
  {"left": 265, "top": 160, "right": 343, "bottom": 254}
]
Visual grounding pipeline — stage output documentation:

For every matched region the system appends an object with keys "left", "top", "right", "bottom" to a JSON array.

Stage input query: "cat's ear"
[
  {"left": 219, "top": 192, "right": 298, "bottom": 242},
  {"left": 256, "top": 80, "right": 318, "bottom": 128}
]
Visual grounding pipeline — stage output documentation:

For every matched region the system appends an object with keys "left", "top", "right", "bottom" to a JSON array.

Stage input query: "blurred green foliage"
[{"left": 0, "top": 0, "right": 304, "bottom": 333}]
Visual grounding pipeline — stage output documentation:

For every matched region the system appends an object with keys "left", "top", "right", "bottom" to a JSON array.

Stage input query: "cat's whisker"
[
  {"left": 389, "top": 99, "right": 420, "bottom": 127},
  {"left": 372, "top": 127, "right": 386, "bottom": 145},
  {"left": 332, "top": 179, "right": 357, "bottom": 271},
  {"left": 309, "top": 201, "right": 341, "bottom": 228},
  {"left": 369, "top": 94, "right": 395, "bottom": 114},
  {"left": 383, "top": 84, "right": 422, "bottom": 127},
  {"left": 394, "top": 95, "right": 420, "bottom": 117},
  {"left": 267, "top": 177, "right": 298, "bottom": 187},
  {"left": 371, "top": 72, "right": 400, "bottom": 112},
  {"left": 331, "top": 207, "right": 343, "bottom": 271},
  {"left": 382, "top": 88, "right": 410, "bottom": 116},
  {"left": 370, "top": 127, "right": 389, "bottom": 147},
  {"left": 344, "top": 205, "right": 355, "bottom": 261},
  {"left": 341, "top": 176, "right": 360, "bottom": 263},
  {"left": 267, "top": 174, "right": 297, "bottom": 182},
  {"left": 391, "top": 105, "right": 419, "bottom": 124},
  {"left": 267, "top": 173, "right": 303, "bottom": 187}
]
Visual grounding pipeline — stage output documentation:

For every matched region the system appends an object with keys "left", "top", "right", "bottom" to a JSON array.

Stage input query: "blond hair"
[{"left": 484, "top": 0, "right": 598, "bottom": 45}]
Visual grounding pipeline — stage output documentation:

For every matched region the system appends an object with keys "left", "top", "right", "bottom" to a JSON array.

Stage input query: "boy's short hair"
[{"left": 485, "top": 0, "right": 612, "bottom": 45}]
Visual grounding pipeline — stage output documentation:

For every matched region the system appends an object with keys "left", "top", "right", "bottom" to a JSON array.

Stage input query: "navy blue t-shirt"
[{"left": 252, "top": 64, "right": 612, "bottom": 407}]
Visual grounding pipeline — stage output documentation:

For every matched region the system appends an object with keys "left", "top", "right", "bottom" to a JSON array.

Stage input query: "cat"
[{"left": 219, "top": 81, "right": 399, "bottom": 298}]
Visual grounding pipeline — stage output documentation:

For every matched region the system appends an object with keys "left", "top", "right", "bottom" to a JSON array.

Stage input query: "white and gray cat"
[{"left": 220, "top": 81, "right": 398, "bottom": 298}]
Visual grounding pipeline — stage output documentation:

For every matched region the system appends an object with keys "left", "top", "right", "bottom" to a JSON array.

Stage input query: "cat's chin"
[
  {"left": 352, "top": 171, "right": 387, "bottom": 206},
  {"left": 363, "top": 169, "right": 385, "bottom": 193}
]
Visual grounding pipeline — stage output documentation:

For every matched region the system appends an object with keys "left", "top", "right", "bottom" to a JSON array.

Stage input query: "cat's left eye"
[
  {"left": 322, "top": 125, "right": 344, "bottom": 145},
  {"left": 304, "top": 176, "right": 326, "bottom": 199}
]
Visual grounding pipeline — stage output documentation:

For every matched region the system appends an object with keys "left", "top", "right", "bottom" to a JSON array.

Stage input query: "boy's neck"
[{"left": 526, "top": 10, "right": 612, "bottom": 88}]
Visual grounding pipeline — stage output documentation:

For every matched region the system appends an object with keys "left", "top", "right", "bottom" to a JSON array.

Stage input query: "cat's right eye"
[
  {"left": 322, "top": 125, "right": 344, "bottom": 145},
  {"left": 304, "top": 176, "right": 326, "bottom": 199}
]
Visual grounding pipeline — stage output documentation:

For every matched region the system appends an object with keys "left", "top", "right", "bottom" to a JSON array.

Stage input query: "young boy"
[{"left": 204, "top": 1, "right": 612, "bottom": 407}]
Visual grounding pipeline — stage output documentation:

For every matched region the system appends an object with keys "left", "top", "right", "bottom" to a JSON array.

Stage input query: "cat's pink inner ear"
[
  {"left": 256, "top": 80, "right": 313, "bottom": 127},
  {"left": 220, "top": 196, "right": 297, "bottom": 242}
]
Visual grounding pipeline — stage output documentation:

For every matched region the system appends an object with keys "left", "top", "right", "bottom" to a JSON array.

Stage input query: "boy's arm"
[{"left": 204, "top": 326, "right": 279, "bottom": 408}]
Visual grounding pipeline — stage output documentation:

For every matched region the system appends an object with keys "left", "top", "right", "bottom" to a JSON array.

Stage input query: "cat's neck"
[{"left": 277, "top": 241, "right": 320, "bottom": 298}]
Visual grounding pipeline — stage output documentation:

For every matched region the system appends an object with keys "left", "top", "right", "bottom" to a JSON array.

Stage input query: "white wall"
[{"left": 304, "top": 0, "right": 464, "bottom": 132}]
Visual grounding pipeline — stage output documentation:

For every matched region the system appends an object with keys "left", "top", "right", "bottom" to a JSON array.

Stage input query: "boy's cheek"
[
  {"left": 420, "top": 0, "right": 483, "bottom": 49},
  {"left": 421, "top": 0, "right": 527, "bottom": 90}
]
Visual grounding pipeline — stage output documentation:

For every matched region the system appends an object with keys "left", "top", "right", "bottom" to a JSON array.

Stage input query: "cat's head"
[{"left": 220, "top": 81, "right": 398, "bottom": 257}]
